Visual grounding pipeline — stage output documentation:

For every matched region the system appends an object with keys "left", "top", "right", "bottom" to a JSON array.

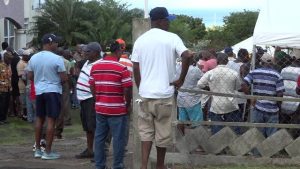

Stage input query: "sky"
[{"left": 119, "top": 0, "right": 264, "bottom": 27}]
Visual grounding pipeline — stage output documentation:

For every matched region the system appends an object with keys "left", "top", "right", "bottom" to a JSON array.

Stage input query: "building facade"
[{"left": 0, "top": 0, "right": 44, "bottom": 50}]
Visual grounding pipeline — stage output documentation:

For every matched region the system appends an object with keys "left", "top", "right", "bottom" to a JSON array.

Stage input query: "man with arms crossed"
[
  {"left": 75, "top": 42, "right": 102, "bottom": 159},
  {"left": 132, "top": 7, "right": 193, "bottom": 169},
  {"left": 28, "top": 33, "right": 67, "bottom": 160}
]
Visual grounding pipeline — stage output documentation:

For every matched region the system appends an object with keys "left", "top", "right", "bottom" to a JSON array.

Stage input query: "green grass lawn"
[
  {"left": 0, "top": 109, "right": 84, "bottom": 145},
  {"left": 1, "top": 109, "right": 299, "bottom": 169}
]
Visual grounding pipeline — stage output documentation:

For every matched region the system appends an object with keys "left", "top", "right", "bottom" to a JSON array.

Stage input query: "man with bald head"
[{"left": 198, "top": 53, "right": 242, "bottom": 134}]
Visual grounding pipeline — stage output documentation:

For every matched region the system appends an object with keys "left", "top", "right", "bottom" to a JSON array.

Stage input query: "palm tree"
[
  {"left": 85, "top": 0, "right": 143, "bottom": 46},
  {"left": 31, "top": 0, "right": 143, "bottom": 47},
  {"left": 32, "top": 0, "right": 90, "bottom": 47}
]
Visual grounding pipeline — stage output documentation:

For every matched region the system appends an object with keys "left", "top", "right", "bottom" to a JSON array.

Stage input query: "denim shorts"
[
  {"left": 36, "top": 92, "right": 61, "bottom": 118},
  {"left": 178, "top": 102, "right": 203, "bottom": 122}
]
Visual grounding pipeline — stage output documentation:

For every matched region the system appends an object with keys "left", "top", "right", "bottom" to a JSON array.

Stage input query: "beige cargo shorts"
[{"left": 137, "top": 96, "right": 176, "bottom": 147}]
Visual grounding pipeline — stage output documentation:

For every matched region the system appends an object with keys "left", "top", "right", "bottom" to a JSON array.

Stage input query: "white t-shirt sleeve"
[
  {"left": 173, "top": 34, "right": 188, "bottom": 58},
  {"left": 131, "top": 42, "right": 139, "bottom": 63}
]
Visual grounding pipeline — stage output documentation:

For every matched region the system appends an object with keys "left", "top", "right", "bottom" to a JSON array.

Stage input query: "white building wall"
[{"left": 0, "top": 19, "right": 4, "bottom": 45}]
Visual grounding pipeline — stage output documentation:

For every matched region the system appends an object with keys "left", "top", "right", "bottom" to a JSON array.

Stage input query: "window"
[
  {"left": 4, "top": 19, "right": 15, "bottom": 49},
  {"left": 24, "top": 18, "right": 29, "bottom": 29},
  {"left": 33, "top": 0, "right": 45, "bottom": 9}
]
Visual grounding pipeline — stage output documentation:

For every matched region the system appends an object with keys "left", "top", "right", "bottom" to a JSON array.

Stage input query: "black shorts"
[
  {"left": 80, "top": 98, "right": 96, "bottom": 132},
  {"left": 11, "top": 79, "right": 20, "bottom": 97},
  {"left": 36, "top": 92, "right": 62, "bottom": 119}
]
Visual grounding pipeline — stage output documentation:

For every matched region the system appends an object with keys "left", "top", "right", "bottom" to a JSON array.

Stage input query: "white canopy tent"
[
  {"left": 253, "top": 0, "right": 300, "bottom": 49},
  {"left": 232, "top": 36, "right": 253, "bottom": 55},
  {"left": 229, "top": 36, "right": 274, "bottom": 55}
]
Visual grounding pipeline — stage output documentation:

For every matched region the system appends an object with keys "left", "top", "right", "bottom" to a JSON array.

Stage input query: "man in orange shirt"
[
  {"left": 115, "top": 38, "right": 132, "bottom": 151},
  {"left": 116, "top": 38, "right": 133, "bottom": 74}
]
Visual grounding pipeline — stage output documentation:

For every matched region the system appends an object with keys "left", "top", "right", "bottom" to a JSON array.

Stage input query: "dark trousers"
[
  {"left": 0, "top": 92, "right": 10, "bottom": 121},
  {"left": 209, "top": 110, "right": 242, "bottom": 135},
  {"left": 55, "top": 83, "right": 70, "bottom": 137}
]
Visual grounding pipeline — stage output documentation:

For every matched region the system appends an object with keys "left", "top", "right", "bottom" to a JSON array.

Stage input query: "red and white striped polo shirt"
[{"left": 89, "top": 56, "right": 132, "bottom": 116}]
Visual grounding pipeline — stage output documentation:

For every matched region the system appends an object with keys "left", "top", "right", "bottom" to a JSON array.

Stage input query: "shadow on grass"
[{"left": 0, "top": 109, "right": 84, "bottom": 145}]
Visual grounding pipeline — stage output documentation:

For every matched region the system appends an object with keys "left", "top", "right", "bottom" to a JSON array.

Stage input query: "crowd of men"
[
  {"left": 177, "top": 42, "right": 300, "bottom": 139},
  {"left": 1, "top": 6, "right": 300, "bottom": 169}
]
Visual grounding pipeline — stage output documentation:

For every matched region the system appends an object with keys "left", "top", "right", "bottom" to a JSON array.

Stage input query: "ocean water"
[{"left": 170, "top": 8, "right": 243, "bottom": 27}]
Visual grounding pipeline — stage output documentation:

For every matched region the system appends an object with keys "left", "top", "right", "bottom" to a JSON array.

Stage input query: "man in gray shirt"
[{"left": 176, "top": 57, "right": 203, "bottom": 135}]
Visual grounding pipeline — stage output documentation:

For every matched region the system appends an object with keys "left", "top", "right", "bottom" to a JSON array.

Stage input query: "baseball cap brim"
[
  {"left": 167, "top": 14, "right": 176, "bottom": 21},
  {"left": 54, "top": 36, "right": 62, "bottom": 43}
]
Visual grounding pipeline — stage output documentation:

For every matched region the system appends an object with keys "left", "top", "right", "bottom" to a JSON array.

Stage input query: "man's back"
[
  {"left": 177, "top": 65, "right": 203, "bottom": 108},
  {"left": 131, "top": 28, "right": 187, "bottom": 98},
  {"left": 204, "top": 65, "right": 239, "bottom": 93},
  {"left": 281, "top": 66, "right": 300, "bottom": 114},
  {"left": 199, "top": 65, "right": 240, "bottom": 114},
  {"left": 28, "top": 51, "right": 65, "bottom": 95},
  {"left": 244, "top": 67, "right": 284, "bottom": 113},
  {"left": 90, "top": 56, "right": 132, "bottom": 116},
  {"left": 245, "top": 67, "right": 283, "bottom": 96}
]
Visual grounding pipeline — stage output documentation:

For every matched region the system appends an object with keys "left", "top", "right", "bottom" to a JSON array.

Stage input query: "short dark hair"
[
  {"left": 217, "top": 52, "right": 229, "bottom": 64},
  {"left": 109, "top": 41, "right": 121, "bottom": 53},
  {"left": 238, "top": 48, "right": 248, "bottom": 58},
  {"left": 2, "top": 42, "right": 8, "bottom": 50}
]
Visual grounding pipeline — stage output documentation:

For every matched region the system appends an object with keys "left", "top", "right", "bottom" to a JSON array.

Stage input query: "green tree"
[
  {"left": 32, "top": 0, "right": 143, "bottom": 47},
  {"left": 223, "top": 10, "right": 259, "bottom": 45},
  {"left": 202, "top": 10, "right": 259, "bottom": 51},
  {"left": 33, "top": 0, "right": 89, "bottom": 46},
  {"left": 204, "top": 26, "right": 236, "bottom": 51},
  {"left": 86, "top": 0, "right": 140, "bottom": 46},
  {"left": 169, "top": 15, "right": 206, "bottom": 47}
]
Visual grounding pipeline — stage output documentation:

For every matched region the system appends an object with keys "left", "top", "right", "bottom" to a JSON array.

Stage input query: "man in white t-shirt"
[{"left": 131, "top": 7, "right": 194, "bottom": 169}]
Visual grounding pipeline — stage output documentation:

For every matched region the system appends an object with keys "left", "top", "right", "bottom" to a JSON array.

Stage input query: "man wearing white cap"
[
  {"left": 242, "top": 53, "right": 285, "bottom": 138},
  {"left": 17, "top": 49, "right": 32, "bottom": 121}
]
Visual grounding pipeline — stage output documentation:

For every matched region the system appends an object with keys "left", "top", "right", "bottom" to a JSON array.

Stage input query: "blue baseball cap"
[
  {"left": 41, "top": 33, "right": 62, "bottom": 44},
  {"left": 224, "top": 47, "right": 233, "bottom": 53},
  {"left": 149, "top": 7, "right": 176, "bottom": 21}
]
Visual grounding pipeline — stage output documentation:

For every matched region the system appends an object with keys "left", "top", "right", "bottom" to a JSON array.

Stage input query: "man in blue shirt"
[
  {"left": 242, "top": 53, "right": 285, "bottom": 137},
  {"left": 28, "top": 33, "right": 67, "bottom": 160}
]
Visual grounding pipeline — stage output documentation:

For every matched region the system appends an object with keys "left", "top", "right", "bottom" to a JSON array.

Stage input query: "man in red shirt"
[
  {"left": 89, "top": 41, "right": 132, "bottom": 169},
  {"left": 296, "top": 75, "right": 300, "bottom": 95}
]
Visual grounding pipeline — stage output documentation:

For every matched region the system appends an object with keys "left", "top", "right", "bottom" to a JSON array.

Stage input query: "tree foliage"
[
  {"left": 203, "top": 10, "right": 258, "bottom": 51},
  {"left": 32, "top": 0, "right": 258, "bottom": 51},
  {"left": 204, "top": 26, "right": 236, "bottom": 50},
  {"left": 32, "top": 0, "right": 143, "bottom": 47},
  {"left": 223, "top": 10, "right": 259, "bottom": 44},
  {"left": 169, "top": 15, "right": 206, "bottom": 47}
]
